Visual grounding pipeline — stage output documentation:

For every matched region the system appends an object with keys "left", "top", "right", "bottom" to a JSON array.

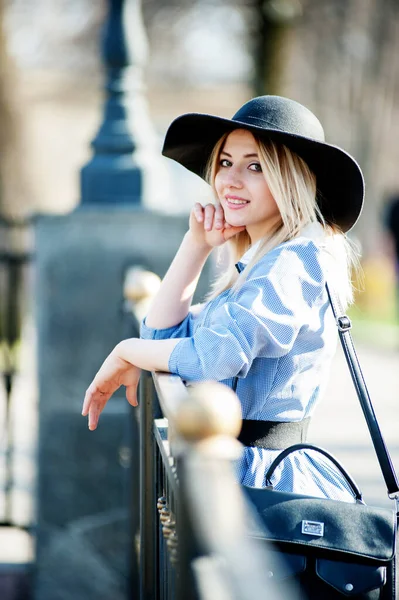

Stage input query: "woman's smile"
[{"left": 225, "top": 194, "right": 250, "bottom": 209}]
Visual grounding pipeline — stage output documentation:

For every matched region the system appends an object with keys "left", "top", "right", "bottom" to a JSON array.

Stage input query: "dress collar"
[{"left": 239, "top": 239, "right": 262, "bottom": 266}]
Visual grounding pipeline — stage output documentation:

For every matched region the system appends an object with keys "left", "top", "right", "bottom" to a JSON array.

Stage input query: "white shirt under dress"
[{"left": 140, "top": 223, "right": 356, "bottom": 503}]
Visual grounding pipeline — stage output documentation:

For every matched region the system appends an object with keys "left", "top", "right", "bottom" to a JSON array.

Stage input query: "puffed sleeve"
[
  {"left": 140, "top": 312, "right": 195, "bottom": 340},
  {"left": 168, "top": 242, "right": 325, "bottom": 382}
]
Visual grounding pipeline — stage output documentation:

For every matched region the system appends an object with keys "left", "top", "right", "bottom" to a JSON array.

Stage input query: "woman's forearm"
[
  {"left": 145, "top": 232, "right": 211, "bottom": 329},
  {"left": 115, "top": 337, "right": 182, "bottom": 372}
]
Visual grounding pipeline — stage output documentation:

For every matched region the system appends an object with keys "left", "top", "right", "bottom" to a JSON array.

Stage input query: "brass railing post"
[{"left": 174, "top": 382, "right": 285, "bottom": 600}]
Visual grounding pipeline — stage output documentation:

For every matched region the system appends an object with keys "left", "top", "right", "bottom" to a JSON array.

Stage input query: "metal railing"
[{"left": 137, "top": 370, "right": 285, "bottom": 600}]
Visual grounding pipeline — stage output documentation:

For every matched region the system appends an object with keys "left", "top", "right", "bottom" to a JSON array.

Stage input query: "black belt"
[{"left": 238, "top": 418, "right": 310, "bottom": 450}]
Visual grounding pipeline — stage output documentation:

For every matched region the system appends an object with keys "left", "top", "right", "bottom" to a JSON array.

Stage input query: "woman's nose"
[{"left": 224, "top": 166, "right": 243, "bottom": 187}]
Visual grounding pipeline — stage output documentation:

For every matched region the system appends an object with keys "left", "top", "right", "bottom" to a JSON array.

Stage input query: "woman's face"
[{"left": 214, "top": 129, "right": 281, "bottom": 243}]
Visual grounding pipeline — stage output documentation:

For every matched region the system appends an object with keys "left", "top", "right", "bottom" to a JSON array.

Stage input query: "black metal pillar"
[
  {"left": 139, "top": 370, "right": 160, "bottom": 600},
  {"left": 80, "top": 0, "right": 155, "bottom": 205}
]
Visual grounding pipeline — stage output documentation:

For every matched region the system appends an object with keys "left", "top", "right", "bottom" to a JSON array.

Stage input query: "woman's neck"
[{"left": 247, "top": 216, "right": 283, "bottom": 245}]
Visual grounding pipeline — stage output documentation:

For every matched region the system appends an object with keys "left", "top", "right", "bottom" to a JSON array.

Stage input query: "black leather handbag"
[{"left": 243, "top": 284, "right": 399, "bottom": 599}]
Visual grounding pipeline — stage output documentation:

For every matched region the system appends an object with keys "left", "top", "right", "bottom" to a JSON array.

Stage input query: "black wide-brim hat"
[{"left": 162, "top": 95, "right": 364, "bottom": 232}]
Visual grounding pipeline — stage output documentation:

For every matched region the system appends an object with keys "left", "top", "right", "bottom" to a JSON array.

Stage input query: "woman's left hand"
[
  {"left": 82, "top": 349, "right": 141, "bottom": 430},
  {"left": 189, "top": 203, "right": 246, "bottom": 249}
]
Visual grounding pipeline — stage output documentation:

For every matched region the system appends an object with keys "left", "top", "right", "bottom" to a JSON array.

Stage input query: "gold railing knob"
[
  {"left": 123, "top": 266, "right": 161, "bottom": 303},
  {"left": 174, "top": 381, "right": 242, "bottom": 443},
  {"left": 123, "top": 266, "right": 161, "bottom": 321}
]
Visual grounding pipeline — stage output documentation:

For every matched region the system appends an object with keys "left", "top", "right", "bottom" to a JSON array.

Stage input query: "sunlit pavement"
[{"left": 311, "top": 341, "right": 399, "bottom": 509}]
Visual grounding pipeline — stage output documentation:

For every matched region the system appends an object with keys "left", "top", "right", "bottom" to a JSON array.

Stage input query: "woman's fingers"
[
  {"left": 214, "top": 203, "right": 225, "bottom": 230},
  {"left": 82, "top": 358, "right": 141, "bottom": 430},
  {"left": 192, "top": 203, "right": 225, "bottom": 232},
  {"left": 82, "top": 384, "right": 113, "bottom": 430},
  {"left": 82, "top": 389, "right": 91, "bottom": 417},
  {"left": 82, "top": 381, "right": 101, "bottom": 416},
  {"left": 193, "top": 202, "right": 204, "bottom": 223},
  {"left": 82, "top": 376, "right": 118, "bottom": 415},
  {"left": 84, "top": 381, "right": 137, "bottom": 430},
  {"left": 82, "top": 374, "right": 119, "bottom": 431},
  {"left": 190, "top": 202, "right": 239, "bottom": 248},
  {"left": 88, "top": 406, "right": 101, "bottom": 431},
  {"left": 204, "top": 203, "right": 216, "bottom": 231},
  {"left": 126, "top": 384, "right": 138, "bottom": 407}
]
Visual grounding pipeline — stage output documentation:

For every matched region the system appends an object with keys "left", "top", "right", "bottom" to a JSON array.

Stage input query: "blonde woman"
[{"left": 82, "top": 96, "right": 364, "bottom": 501}]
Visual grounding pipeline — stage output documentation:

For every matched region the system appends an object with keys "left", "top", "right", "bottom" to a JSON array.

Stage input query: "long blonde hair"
[{"left": 205, "top": 132, "right": 360, "bottom": 308}]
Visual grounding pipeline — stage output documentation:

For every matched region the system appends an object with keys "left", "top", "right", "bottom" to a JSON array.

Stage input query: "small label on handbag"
[{"left": 301, "top": 520, "right": 324, "bottom": 536}]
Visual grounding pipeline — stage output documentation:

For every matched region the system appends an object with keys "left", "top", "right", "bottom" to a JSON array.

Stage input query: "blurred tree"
[
  {"left": 0, "top": 0, "right": 27, "bottom": 219},
  {"left": 253, "top": 0, "right": 302, "bottom": 95},
  {"left": 246, "top": 0, "right": 399, "bottom": 255},
  {"left": 297, "top": 0, "right": 399, "bottom": 255},
  {"left": 4, "top": 0, "right": 105, "bottom": 72},
  {"left": 142, "top": 0, "right": 253, "bottom": 87},
  {"left": 0, "top": 1, "right": 12, "bottom": 215}
]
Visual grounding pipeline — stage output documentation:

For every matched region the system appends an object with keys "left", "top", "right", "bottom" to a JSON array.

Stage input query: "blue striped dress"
[{"left": 141, "top": 223, "right": 356, "bottom": 502}]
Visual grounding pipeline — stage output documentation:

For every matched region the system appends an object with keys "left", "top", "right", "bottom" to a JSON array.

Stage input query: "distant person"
[{"left": 82, "top": 95, "right": 364, "bottom": 501}]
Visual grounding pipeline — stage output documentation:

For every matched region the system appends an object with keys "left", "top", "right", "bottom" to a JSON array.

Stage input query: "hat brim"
[{"left": 162, "top": 113, "right": 364, "bottom": 233}]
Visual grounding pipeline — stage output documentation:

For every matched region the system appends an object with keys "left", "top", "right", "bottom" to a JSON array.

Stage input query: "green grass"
[{"left": 349, "top": 305, "right": 399, "bottom": 351}]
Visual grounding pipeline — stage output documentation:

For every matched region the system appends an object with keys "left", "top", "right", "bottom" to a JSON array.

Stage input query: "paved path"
[{"left": 311, "top": 342, "right": 399, "bottom": 509}]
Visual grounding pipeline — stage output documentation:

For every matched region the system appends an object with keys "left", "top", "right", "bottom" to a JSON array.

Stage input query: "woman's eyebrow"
[{"left": 220, "top": 151, "right": 259, "bottom": 158}]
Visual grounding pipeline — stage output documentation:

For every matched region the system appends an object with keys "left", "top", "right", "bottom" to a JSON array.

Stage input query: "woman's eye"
[
  {"left": 249, "top": 162, "right": 262, "bottom": 172},
  {"left": 219, "top": 159, "right": 232, "bottom": 168}
]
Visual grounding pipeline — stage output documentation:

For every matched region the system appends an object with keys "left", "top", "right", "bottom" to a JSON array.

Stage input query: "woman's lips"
[{"left": 225, "top": 196, "right": 249, "bottom": 210}]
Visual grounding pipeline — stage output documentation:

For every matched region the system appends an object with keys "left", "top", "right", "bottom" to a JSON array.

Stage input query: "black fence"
[{"left": 137, "top": 370, "right": 286, "bottom": 600}]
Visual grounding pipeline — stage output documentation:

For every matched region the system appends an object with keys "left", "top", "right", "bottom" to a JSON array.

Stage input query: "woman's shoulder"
[
  {"left": 237, "top": 239, "right": 325, "bottom": 309},
  {"left": 277, "top": 235, "right": 322, "bottom": 257},
  {"left": 251, "top": 237, "right": 324, "bottom": 283}
]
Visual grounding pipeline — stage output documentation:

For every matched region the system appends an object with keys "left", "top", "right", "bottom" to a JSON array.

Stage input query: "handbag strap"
[
  {"left": 326, "top": 282, "right": 399, "bottom": 498},
  {"left": 265, "top": 443, "right": 363, "bottom": 500}
]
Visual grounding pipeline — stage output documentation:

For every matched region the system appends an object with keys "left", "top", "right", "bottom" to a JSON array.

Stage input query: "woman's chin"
[{"left": 225, "top": 217, "right": 247, "bottom": 229}]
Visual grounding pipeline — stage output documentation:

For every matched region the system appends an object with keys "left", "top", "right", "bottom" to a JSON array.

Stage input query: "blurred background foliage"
[{"left": 0, "top": 0, "right": 398, "bottom": 329}]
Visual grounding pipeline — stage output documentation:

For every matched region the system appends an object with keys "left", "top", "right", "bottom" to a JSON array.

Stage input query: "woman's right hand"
[{"left": 189, "top": 202, "right": 246, "bottom": 249}]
